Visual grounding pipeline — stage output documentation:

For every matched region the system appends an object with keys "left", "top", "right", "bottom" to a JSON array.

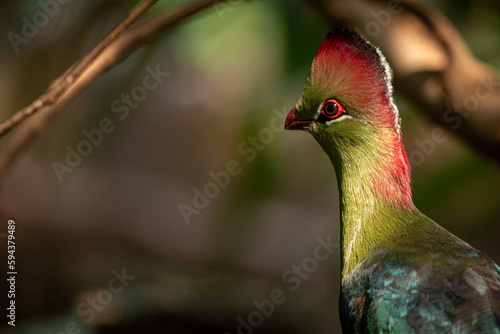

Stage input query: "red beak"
[{"left": 285, "top": 107, "right": 311, "bottom": 130}]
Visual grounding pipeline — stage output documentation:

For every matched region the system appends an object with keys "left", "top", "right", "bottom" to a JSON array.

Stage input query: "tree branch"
[
  {"left": 307, "top": 0, "right": 500, "bottom": 163},
  {"left": 0, "top": 0, "right": 159, "bottom": 138},
  {"left": 0, "top": 0, "right": 223, "bottom": 185}
]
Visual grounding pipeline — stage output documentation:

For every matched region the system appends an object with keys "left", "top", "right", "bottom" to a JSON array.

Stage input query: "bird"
[{"left": 285, "top": 27, "right": 500, "bottom": 333}]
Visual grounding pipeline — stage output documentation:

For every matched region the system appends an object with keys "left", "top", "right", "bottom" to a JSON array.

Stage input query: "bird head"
[
  {"left": 285, "top": 28, "right": 400, "bottom": 148},
  {"left": 286, "top": 28, "right": 413, "bottom": 210}
]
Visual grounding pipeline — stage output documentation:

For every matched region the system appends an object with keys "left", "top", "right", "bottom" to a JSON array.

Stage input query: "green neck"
[{"left": 312, "top": 127, "right": 418, "bottom": 278}]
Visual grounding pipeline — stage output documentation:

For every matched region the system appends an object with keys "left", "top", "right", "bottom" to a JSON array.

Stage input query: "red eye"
[{"left": 321, "top": 99, "right": 346, "bottom": 119}]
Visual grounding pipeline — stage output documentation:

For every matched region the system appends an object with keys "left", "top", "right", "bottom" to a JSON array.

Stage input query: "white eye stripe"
[
  {"left": 325, "top": 114, "right": 353, "bottom": 125},
  {"left": 314, "top": 103, "right": 323, "bottom": 120}
]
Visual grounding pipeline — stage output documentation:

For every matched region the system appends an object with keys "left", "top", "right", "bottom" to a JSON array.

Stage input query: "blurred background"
[{"left": 0, "top": 0, "right": 499, "bottom": 333}]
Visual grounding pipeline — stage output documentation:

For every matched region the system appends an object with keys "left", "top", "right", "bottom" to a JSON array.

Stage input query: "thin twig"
[
  {"left": 0, "top": 0, "right": 158, "bottom": 138},
  {"left": 0, "top": 0, "right": 226, "bottom": 185}
]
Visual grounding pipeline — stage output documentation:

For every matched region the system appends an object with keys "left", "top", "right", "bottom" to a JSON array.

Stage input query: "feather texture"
[{"left": 286, "top": 27, "right": 500, "bottom": 333}]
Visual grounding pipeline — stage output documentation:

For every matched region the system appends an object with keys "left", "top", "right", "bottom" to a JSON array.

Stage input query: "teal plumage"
[
  {"left": 341, "top": 223, "right": 500, "bottom": 333},
  {"left": 285, "top": 28, "right": 500, "bottom": 333}
]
